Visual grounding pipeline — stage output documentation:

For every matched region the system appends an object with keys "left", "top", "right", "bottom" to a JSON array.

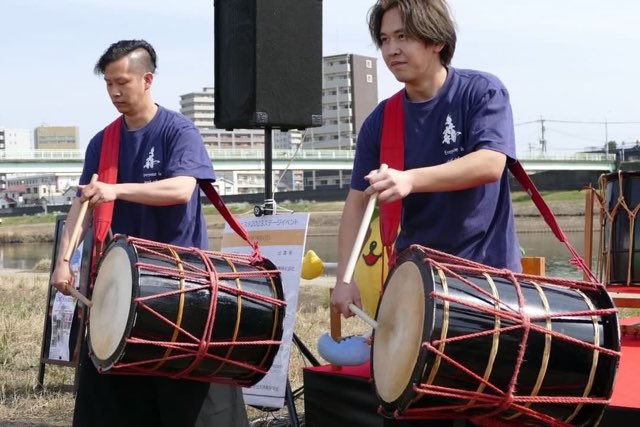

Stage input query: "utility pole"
[
  {"left": 604, "top": 118, "right": 609, "bottom": 154},
  {"left": 539, "top": 117, "right": 547, "bottom": 153},
  {"left": 336, "top": 85, "right": 341, "bottom": 151}
]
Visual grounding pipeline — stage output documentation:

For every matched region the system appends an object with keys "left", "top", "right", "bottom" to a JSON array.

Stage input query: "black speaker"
[{"left": 214, "top": 0, "right": 323, "bottom": 130}]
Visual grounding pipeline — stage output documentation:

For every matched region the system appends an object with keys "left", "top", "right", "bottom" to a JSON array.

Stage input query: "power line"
[{"left": 516, "top": 118, "right": 640, "bottom": 126}]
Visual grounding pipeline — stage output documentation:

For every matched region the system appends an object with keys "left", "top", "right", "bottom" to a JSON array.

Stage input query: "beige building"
[{"left": 34, "top": 126, "right": 79, "bottom": 150}]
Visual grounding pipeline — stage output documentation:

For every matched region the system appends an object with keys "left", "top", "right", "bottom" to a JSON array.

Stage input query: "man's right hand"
[
  {"left": 330, "top": 280, "right": 363, "bottom": 318},
  {"left": 50, "top": 262, "right": 74, "bottom": 295}
]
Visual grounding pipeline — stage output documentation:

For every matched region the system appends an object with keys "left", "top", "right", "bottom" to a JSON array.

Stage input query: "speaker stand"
[
  {"left": 255, "top": 126, "right": 321, "bottom": 425},
  {"left": 253, "top": 126, "right": 291, "bottom": 216}
]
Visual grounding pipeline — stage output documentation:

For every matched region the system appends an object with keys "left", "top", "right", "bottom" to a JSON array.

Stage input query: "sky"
[{"left": 1, "top": 0, "right": 640, "bottom": 155}]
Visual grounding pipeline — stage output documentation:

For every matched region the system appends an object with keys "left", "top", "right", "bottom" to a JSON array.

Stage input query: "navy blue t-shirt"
[
  {"left": 352, "top": 67, "right": 521, "bottom": 271},
  {"left": 80, "top": 105, "right": 215, "bottom": 248}
]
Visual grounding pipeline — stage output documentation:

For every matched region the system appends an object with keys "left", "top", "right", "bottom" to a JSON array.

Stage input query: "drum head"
[
  {"left": 373, "top": 260, "right": 426, "bottom": 404},
  {"left": 89, "top": 242, "right": 135, "bottom": 368}
]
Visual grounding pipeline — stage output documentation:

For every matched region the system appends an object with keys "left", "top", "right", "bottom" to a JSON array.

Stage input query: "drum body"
[
  {"left": 88, "top": 235, "right": 285, "bottom": 386},
  {"left": 600, "top": 171, "right": 640, "bottom": 285},
  {"left": 372, "top": 246, "right": 619, "bottom": 425}
]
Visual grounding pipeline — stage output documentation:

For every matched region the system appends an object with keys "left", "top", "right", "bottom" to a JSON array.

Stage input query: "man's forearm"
[
  {"left": 115, "top": 176, "right": 197, "bottom": 206},
  {"left": 409, "top": 149, "right": 507, "bottom": 193}
]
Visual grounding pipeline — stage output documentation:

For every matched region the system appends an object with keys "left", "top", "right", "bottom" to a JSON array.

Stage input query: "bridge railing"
[
  {"left": 0, "top": 148, "right": 357, "bottom": 161},
  {"left": 205, "top": 148, "right": 356, "bottom": 160},
  {"left": 0, "top": 149, "right": 613, "bottom": 164},
  {"left": 516, "top": 152, "right": 616, "bottom": 162},
  {"left": 0, "top": 150, "right": 85, "bottom": 160}
]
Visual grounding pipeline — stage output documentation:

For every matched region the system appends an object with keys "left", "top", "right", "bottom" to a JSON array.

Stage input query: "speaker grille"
[{"left": 214, "top": 0, "right": 322, "bottom": 130}]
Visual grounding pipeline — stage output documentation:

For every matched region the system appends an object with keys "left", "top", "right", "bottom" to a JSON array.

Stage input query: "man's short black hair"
[{"left": 94, "top": 39, "right": 157, "bottom": 75}]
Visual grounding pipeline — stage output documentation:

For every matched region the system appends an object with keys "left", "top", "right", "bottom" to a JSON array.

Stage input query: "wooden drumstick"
[
  {"left": 63, "top": 281, "right": 93, "bottom": 308},
  {"left": 341, "top": 164, "right": 388, "bottom": 330},
  {"left": 348, "top": 303, "right": 379, "bottom": 330},
  {"left": 63, "top": 173, "right": 98, "bottom": 262}
]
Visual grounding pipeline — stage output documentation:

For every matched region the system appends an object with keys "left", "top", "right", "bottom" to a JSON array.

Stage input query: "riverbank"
[{"left": 0, "top": 197, "right": 591, "bottom": 244}]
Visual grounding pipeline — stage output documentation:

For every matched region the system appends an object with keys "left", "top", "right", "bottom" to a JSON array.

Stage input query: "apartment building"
[
  {"left": 303, "top": 53, "right": 379, "bottom": 188},
  {"left": 180, "top": 87, "right": 304, "bottom": 192},
  {"left": 309, "top": 53, "right": 378, "bottom": 150},
  {"left": 180, "top": 53, "right": 378, "bottom": 193}
]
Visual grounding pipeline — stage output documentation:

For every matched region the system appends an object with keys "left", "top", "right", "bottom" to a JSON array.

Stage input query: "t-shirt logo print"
[
  {"left": 442, "top": 114, "right": 462, "bottom": 145},
  {"left": 143, "top": 147, "right": 161, "bottom": 170}
]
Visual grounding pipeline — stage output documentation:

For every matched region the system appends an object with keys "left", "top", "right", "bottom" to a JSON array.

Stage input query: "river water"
[{"left": 0, "top": 231, "right": 591, "bottom": 279}]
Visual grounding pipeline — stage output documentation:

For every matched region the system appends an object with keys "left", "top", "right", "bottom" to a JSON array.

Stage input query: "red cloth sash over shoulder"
[
  {"left": 94, "top": 116, "right": 122, "bottom": 245},
  {"left": 379, "top": 90, "right": 404, "bottom": 266}
]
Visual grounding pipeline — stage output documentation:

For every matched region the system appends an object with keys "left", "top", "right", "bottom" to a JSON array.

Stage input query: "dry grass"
[
  {"left": 0, "top": 271, "right": 366, "bottom": 425},
  {"left": 0, "top": 271, "right": 76, "bottom": 426}
]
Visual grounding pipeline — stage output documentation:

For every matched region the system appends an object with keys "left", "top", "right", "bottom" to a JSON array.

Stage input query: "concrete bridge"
[{"left": 0, "top": 149, "right": 617, "bottom": 175}]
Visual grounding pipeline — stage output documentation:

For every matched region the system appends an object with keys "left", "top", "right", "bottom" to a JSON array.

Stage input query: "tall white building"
[
  {"left": 180, "top": 87, "right": 266, "bottom": 150},
  {"left": 0, "top": 128, "right": 33, "bottom": 152},
  {"left": 180, "top": 87, "right": 276, "bottom": 194},
  {"left": 180, "top": 87, "right": 307, "bottom": 193}
]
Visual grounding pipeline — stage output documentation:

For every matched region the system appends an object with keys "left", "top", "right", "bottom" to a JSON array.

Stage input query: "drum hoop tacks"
[{"left": 89, "top": 238, "right": 139, "bottom": 371}]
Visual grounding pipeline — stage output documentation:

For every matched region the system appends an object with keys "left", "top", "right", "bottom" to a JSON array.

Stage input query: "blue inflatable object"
[{"left": 316, "top": 332, "right": 371, "bottom": 366}]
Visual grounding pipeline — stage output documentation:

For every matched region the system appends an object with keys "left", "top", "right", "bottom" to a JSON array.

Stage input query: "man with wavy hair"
[{"left": 332, "top": 0, "right": 521, "bottom": 326}]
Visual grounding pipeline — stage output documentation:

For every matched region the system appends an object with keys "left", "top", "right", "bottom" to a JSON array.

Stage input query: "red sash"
[
  {"left": 94, "top": 117, "right": 122, "bottom": 245},
  {"left": 379, "top": 90, "right": 404, "bottom": 266}
]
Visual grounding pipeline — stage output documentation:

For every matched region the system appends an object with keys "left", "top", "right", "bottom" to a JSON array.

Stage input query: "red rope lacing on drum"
[
  {"left": 102, "top": 236, "right": 285, "bottom": 385},
  {"left": 384, "top": 246, "right": 619, "bottom": 427}
]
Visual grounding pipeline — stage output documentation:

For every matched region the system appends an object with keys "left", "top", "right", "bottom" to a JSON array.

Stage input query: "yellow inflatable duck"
[
  {"left": 300, "top": 208, "right": 397, "bottom": 317},
  {"left": 354, "top": 208, "right": 392, "bottom": 317},
  {"left": 301, "top": 250, "right": 324, "bottom": 280}
]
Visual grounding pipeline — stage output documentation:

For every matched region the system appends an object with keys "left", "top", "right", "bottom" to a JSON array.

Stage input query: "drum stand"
[{"left": 255, "top": 126, "right": 321, "bottom": 426}]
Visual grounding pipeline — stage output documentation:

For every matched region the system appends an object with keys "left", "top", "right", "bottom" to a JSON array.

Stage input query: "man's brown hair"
[{"left": 368, "top": 0, "right": 457, "bottom": 66}]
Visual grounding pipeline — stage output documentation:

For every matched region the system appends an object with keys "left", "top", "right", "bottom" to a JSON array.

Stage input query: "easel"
[
  {"left": 36, "top": 216, "right": 93, "bottom": 391},
  {"left": 252, "top": 126, "right": 320, "bottom": 427}
]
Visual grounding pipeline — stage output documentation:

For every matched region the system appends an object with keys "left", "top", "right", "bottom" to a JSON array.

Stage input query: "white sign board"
[
  {"left": 48, "top": 243, "right": 83, "bottom": 361},
  {"left": 221, "top": 213, "right": 309, "bottom": 408}
]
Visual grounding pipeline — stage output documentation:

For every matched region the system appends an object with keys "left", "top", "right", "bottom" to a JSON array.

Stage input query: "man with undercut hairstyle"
[{"left": 50, "top": 39, "right": 248, "bottom": 427}]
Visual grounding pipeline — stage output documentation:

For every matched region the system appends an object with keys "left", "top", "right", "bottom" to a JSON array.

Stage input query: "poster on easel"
[
  {"left": 37, "top": 216, "right": 93, "bottom": 387},
  {"left": 47, "top": 242, "right": 83, "bottom": 361},
  {"left": 221, "top": 213, "right": 309, "bottom": 409}
]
